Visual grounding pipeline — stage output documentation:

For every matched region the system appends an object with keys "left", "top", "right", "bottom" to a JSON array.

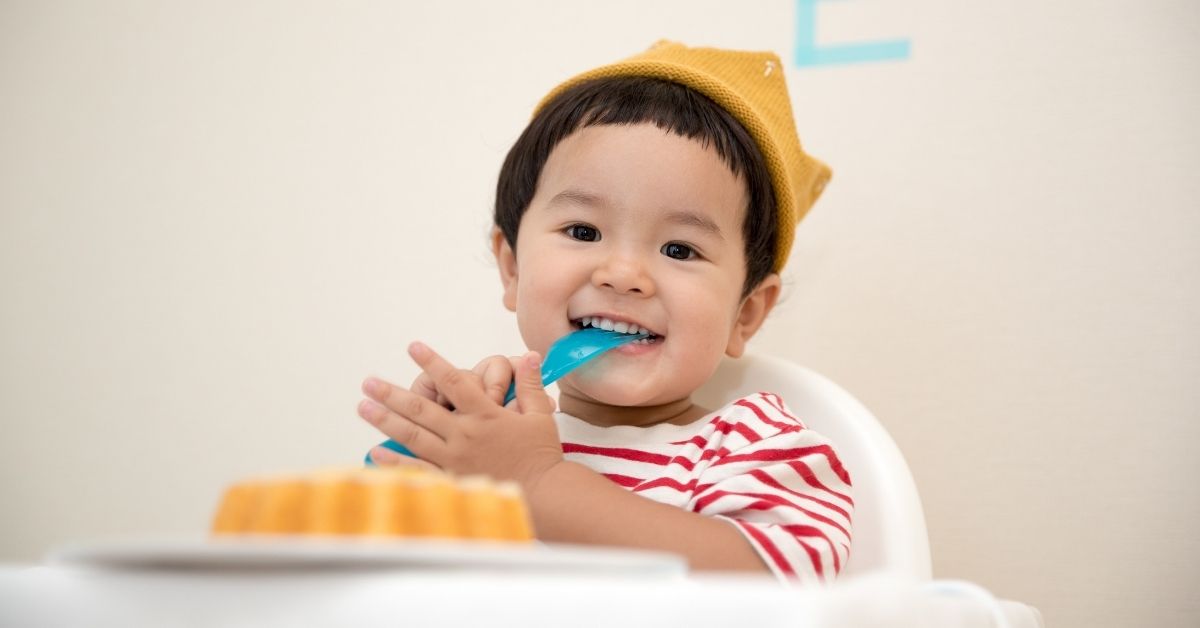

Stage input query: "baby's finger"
[
  {"left": 369, "top": 446, "right": 441, "bottom": 471},
  {"left": 475, "top": 355, "right": 515, "bottom": 405},
  {"left": 414, "top": 372, "right": 460, "bottom": 411},
  {"left": 361, "top": 379, "right": 453, "bottom": 438},
  {"left": 407, "top": 342, "right": 490, "bottom": 412},
  {"left": 358, "top": 397, "right": 448, "bottom": 463},
  {"left": 357, "top": 398, "right": 448, "bottom": 461},
  {"left": 514, "top": 351, "right": 555, "bottom": 415},
  {"left": 361, "top": 378, "right": 454, "bottom": 444},
  {"left": 411, "top": 370, "right": 482, "bottom": 411},
  {"left": 410, "top": 372, "right": 441, "bottom": 404}
]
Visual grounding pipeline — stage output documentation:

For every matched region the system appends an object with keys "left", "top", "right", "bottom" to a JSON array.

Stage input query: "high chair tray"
[{"left": 47, "top": 537, "right": 687, "bottom": 576}]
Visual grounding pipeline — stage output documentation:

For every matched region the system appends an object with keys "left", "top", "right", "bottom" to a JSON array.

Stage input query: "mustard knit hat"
[{"left": 535, "top": 40, "right": 832, "bottom": 273}]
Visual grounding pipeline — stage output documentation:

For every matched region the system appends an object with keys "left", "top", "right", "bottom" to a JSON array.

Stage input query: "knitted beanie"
[{"left": 535, "top": 40, "right": 831, "bottom": 273}]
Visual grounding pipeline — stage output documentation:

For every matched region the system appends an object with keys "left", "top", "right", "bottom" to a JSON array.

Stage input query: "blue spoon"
[{"left": 365, "top": 327, "right": 649, "bottom": 463}]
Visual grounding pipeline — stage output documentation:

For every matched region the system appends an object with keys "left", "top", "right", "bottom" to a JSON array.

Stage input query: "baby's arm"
[
  {"left": 524, "top": 460, "right": 770, "bottom": 572},
  {"left": 529, "top": 415, "right": 852, "bottom": 580}
]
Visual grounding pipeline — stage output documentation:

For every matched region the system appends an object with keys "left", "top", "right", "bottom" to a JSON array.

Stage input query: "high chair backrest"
[{"left": 693, "top": 353, "right": 933, "bottom": 580}]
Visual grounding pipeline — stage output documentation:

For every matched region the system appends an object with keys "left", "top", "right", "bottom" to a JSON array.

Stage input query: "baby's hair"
[{"left": 494, "top": 76, "right": 778, "bottom": 298}]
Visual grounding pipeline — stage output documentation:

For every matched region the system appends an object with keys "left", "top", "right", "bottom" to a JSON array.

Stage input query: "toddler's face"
[{"left": 494, "top": 123, "right": 773, "bottom": 409}]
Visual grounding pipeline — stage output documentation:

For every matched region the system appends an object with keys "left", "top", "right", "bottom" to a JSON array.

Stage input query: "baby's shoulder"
[
  {"left": 709, "top": 391, "right": 806, "bottom": 430},
  {"left": 696, "top": 391, "right": 809, "bottom": 445}
]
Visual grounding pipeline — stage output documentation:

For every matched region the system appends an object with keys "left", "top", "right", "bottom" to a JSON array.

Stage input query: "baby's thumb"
[{"left": 514, "top": 351, "right": 554, "bottom": 414}]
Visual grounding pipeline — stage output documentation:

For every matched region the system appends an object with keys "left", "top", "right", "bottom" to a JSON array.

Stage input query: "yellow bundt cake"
[{"left": 211, "top": 467, "right": 534, "bottom": 542}]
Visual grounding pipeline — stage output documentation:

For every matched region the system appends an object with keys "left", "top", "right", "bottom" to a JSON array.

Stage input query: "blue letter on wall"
[{"left": 795, "top": 0, "right": 911, "bottom": 67}]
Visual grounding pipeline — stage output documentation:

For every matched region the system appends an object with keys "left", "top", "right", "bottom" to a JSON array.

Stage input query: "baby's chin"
[{"left": 558, "top": 375, "right": 686, "bottom": 410}]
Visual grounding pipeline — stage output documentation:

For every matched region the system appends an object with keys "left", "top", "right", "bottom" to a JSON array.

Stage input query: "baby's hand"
[
  {"left": 358, "top": 343, "right": 564, "bottom": 488},
  {"left": 365, "top": 353, "right": 530, "bottom": 468},
  {"left": 410, "top": 354, "right": 520, "bottom": 410}
]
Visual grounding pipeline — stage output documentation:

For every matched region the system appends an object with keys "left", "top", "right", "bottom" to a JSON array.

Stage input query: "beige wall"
[{"left": 2, "top": 1, "right": 1197, "bottom": 626}]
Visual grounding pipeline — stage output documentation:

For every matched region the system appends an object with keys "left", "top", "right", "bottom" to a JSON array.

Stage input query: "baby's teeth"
[{"left": 579, "top": 316, "right": 650, "bottom": 335}]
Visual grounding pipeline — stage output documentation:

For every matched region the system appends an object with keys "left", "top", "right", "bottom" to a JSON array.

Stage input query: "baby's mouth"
[{"left": 570, "top": 316, "right": 663, "bottom": 345}]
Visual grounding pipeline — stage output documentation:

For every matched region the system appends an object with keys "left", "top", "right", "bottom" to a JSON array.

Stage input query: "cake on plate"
[{"left": 211, "top": 467, "right": 533, "bottom": 542}]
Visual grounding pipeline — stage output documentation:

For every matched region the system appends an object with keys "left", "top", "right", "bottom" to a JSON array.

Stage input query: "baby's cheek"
[
  {"left": 695, "top": 311, "right": 736, "bottom": 351},
  {"left": 514, "top": 311, "right": 555, "bottom": 357},
  {"left": 668, "top": 318, "right": 723, "bottom": 364}
]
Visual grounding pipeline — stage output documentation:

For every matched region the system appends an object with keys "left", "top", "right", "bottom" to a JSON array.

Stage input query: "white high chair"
[{"left": 693, "top": 352, "right": 933, "bottom": 580}]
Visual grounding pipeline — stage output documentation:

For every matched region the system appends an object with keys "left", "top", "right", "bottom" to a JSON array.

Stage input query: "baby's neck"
[{"left": 557, "top": 392, "right": 711, "bottom": 428}]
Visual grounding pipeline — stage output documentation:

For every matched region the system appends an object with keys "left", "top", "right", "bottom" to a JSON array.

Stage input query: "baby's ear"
[
  {"left": 491, "top": 227, "right": 519, "bottom": 312},
  {"left": 725, "top": 273, "right": 781, "bottom": 358}
]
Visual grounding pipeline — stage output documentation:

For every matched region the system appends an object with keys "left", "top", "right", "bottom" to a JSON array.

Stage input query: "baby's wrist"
[{"left": 519, "top": 457, "right": 574, "bottom": 510}]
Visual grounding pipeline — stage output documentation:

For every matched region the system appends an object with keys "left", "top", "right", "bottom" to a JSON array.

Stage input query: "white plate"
[{"left": 47, "top": 537, "right": 688, "bottom": 576}]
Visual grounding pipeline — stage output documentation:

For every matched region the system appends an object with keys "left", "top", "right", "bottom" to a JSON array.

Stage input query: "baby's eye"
[
  {"left": 661, "top": 242, "right": 696, "bottom": 260},
  {"left": 566, "top": 224, "right": 600, "bottom": 242}
]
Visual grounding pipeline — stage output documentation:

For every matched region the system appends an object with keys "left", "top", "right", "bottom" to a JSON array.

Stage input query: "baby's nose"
[{"left": 592, "top": 254, "right": 655, "bottom": 296}]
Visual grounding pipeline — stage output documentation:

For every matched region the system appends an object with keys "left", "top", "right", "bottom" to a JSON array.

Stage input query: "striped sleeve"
[{"left": 689, "top": 394, "right": 854, "bottom": 584}]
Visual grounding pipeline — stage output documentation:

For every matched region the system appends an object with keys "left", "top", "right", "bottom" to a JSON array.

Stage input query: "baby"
[{"left": 357, "top": 41, "right": 852, "bottom": 583}]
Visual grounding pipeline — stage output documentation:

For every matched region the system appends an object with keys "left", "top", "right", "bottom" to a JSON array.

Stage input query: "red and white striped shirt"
[{"left": 555, "top": 392, "right": 853, "bottom": 584}]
